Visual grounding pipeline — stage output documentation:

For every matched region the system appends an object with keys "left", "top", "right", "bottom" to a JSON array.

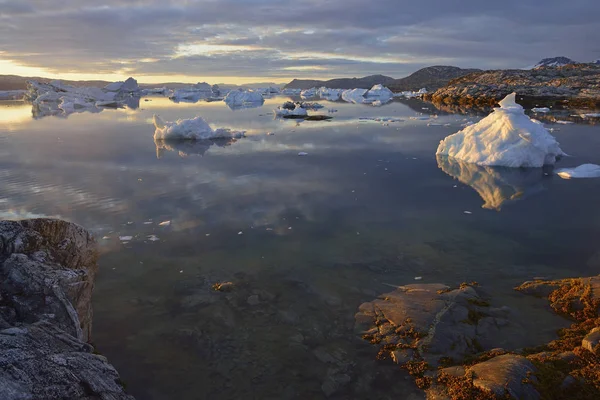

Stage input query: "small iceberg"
[
  {"left": 341, "top": 85, "right": 394, "bottom": 105},
  {"left": 555, "top": 164, "right": 600, "bottom": 179},
  {"left": 224, "top": 89, "right": 264, "bottom": 107},
  {"left": 300, "top": 88, "right": 317, "bottom": 98},
  {"left": 170, "top": 82, "right": 221, "bottom": 103},
  {"left": 394, "top": 88, "right": 428, "bottom": 98},
  {"left": 531, "top": 107, "right": 550, "bottom": 113},
  {"left": 317, "top": 87, "right": 344, "bottom": 101},
  {"left": 436, "top": 93, "right": 565, "bottom": 167},
  {"left": 153, "top": 115, "right": 245, "bottom": 140},
  {"left": 274, "top": 102, "right": 308, "bottom": 118}
]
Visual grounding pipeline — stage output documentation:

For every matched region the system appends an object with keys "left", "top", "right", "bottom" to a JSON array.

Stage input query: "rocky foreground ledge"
[
  {"left": 356, "top": 277, "right": 600, "bottom": 399},
  {"left": 0, "top": 219, "right": 132, "bottom": 399},
  {"left": 422, "top": 64, "right": 600, "bottom": 108}
]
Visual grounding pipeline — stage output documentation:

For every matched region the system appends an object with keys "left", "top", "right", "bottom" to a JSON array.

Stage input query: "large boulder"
[{"left": 0, "top": 219, "right": 132, "bottom": 399}]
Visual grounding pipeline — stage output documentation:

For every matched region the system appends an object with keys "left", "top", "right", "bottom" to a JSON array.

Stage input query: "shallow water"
[{"left": 1, "top": 96, "right": 599, "bottom": 399}]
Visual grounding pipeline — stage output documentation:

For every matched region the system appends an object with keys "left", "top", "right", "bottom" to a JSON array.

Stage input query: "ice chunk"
[
  {"left": 158, "top": 220, "right": 171, "bottom": 226},
  {"left": 531, "top": 107, "right": 550, "bottom": 113},
  {"left": 224, "top": 89, "right": 264, "bottom": 106},
  {"left": 555, "top": 164, "right": 600, "bottom": 179},
  {"left": 341, "top": 88, "right": 369, "bottom": 104},
  {"left": 153, "top": 115, "right": 245, "bottom": 141},
  {"left": 581, "top": 113, "right": 600, "bottom": 118},
  {"left": 436, "top": 93, "right": 565, "bottom": 167},
  {"left": 274, "top": 102, "right": 308, "bottom": 117},
  {"left": 119, "top": 236, "right": 133, "bottom": 241},
  {"left": 341, "top": 85, "right": 393, "bottom": 105},
  {"left": 300, "top": 88, "right": 317, "bottom": 98},
  {"left": 317, "top": 87, "right": 344, "bottom": 101}
]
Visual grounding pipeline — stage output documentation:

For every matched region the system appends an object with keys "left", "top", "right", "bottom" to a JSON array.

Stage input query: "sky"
[{"left": 1, "top": 0, "right": 599, "bottom": 84}]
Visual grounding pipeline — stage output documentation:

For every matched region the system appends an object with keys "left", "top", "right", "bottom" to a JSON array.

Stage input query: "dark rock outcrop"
[
  {"left": 0, "top": 219, "right": 133, "bottom": 400},
  {"left": 423, "top": 64, "right": 600, "bottom": 108}
]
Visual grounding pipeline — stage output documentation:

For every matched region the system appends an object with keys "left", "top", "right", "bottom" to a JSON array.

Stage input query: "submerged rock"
[{"left": 0, "top": 219, "right": 132, "bottom": 399}]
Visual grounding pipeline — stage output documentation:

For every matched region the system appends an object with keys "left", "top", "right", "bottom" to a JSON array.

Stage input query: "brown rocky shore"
[
  {"left": 422, "top": 64, "right": 600, "bottom": 109},
  {"left": 356, "top": 277, "right": 600, "bottom": 399},
  {"left": 0, "top": 219, "right": 132, "bottom": 399}
]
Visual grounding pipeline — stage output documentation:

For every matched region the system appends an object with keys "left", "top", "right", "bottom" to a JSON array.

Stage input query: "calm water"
[{"left": 1, "top": 96, "right": 600, "bottom": 399}]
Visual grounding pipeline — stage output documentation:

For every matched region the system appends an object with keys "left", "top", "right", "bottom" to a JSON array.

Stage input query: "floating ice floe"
[
  {"left": 170, "top": 82, "right": 221, "bottom": 103},
  {"left": 153, "top": 115, "right": 245, "bottom": 141},
  {"left": 437, "top": 155, "right": 547, "bottom": 210},
  {"left": 317, "top": 87, "right": 344, "bottom": 101},
  {"left": 119, "top": 236, "right": 133, "bottom": 241},
  {"left": 340, "top": 85, "right": 394, "bottom": 105},
  {"left": 224, "top": 89, "right": 264, "bottom": 108},
  {"left": 580, "top": 113, "right": 600, "bottom": 118},
  {"left": 25, "top": 78, "right": 141, "bottom": 117},
  {"left": 298, "top": 152, "right": 309, "bottom": 156},
  {"left": 274, "top": 102, "right": 308, "bottom": 118},
  {"left": 158, "top": 220, "right": 171, "bottom": 226},
  {"left": 555, "top": 164, "right": 600, "bottom": 179},
  {"left": 531, "top": 107, "right": 550, "bottom": 113},
  {"left": 300, "top": 88, "right": 318, "bottom": 98},
  {"left": 555, "top": 121, "right": 574, "bottom": 125},
  {"left": 394, "top": 88, "right": 428, "bottom": 98},
  {"left": 147, "top": 235, "right": 160, "bottom": 242},
  {"left": 282, "top": 88, "right": 302, "bottom": 95},
  {"left": 436, "top": 93, "right": 565, "bottom": 167}
]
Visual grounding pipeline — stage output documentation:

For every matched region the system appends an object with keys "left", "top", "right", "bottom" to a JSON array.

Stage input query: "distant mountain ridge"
[
  {"left": 284, "top": 75, "right": 395, "bottom": 90},
  {"left": 533, "top": 56, "right": 578, "bottom": 69},
  {"left": 388, "top": 66, "right": 482, "bottom": 92}
]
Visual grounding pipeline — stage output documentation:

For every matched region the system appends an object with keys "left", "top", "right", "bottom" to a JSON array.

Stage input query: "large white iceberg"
[
  {"left": 103, "top": 77, "right": 140, "bottom": 93},
  {"left": 555, "top": 164, "right": 600, "bottom": 179},
  {"left": 436, "top": 93, "right": 565, "bottom": 167},
  {"left": 223, "top": 89, "right": 264, "bottom": 107},
  {"left": 153, "top": 115, "right": 245, "bottom": 141},
  {"left": 341, "top": 88, "right": 369, "bottom": 104}
]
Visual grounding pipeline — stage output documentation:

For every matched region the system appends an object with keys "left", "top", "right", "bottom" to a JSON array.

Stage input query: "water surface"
[{"left": 1, "top": 96, "right": 599, "bottom": 399}]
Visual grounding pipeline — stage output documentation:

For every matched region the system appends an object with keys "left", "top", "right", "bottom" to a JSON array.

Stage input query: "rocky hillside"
[
  {"left": 284, "top": 74, "right": 395, "bottom": 90},
  {"left": 424, "top": 64, "right": 600, "bottom": 107},
  {"left": 0, "top": 219, "right": 133, "bottom": 399},
  {"left": 533, "top": 56, "right": 578, "bottom": 69},
  {"left": 388, "top": 66, "right": 481, "bottom": 92}
]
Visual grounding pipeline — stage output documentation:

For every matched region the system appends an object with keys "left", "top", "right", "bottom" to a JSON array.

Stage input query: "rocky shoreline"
[
  {"left": 356, "top": 277, "right": 600, "bottom": 399},
  {"left": 0, "top": 219, "right": 132, "bottom": 399},
  {"left": 422, "top": 64, "right": 600, "bottom": 109}
]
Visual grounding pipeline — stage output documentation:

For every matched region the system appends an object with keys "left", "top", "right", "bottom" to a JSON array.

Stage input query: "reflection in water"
[
  {"left": 154, "top": 138, "right": 237, "bottom": 158},
  {"left": 437, "top": 155, "right": 546, "bottom": 211},
  {"left": 225, "top": 101, "right": 265, "bottom": 111}
]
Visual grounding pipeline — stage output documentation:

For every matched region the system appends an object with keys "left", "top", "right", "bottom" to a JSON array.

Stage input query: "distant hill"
[
  {"left": 388, "top": 66, "right": 481, "bottom": 92},
  {"left": 533, "top": 57, "right": 578, "bottom": 69},
  {"left": 0, "top": 75, "right": 111, "bottom": 91},
  {"left": 284, "top": 74, "right": 395, "bottom": 90}
]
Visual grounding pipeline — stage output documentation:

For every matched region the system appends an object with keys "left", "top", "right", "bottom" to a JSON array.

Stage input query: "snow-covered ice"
[
  {"left": 153, "top": 115, "right": 245, "bottom": 140},
  {"left": 340, "top": 85, "right": 393, "bottom": 105},
  {"left": 224, "top": 89, "right": 264, "bottom": 106},
  {"left": 25, "top": 78, "right": 141, "bottom": 117},
  {"left": 436, "top": 93, "right": 565, "bottom": 167},
  {"left": 555, "top": 164, "right": 600, "bottom": 179}
]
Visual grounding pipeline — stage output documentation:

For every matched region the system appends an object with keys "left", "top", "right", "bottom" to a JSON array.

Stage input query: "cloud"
[{"left": 0, "top": 0, "right": 599, "bottom": 81}]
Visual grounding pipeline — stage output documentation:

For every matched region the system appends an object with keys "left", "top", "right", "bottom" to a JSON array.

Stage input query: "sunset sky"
[{"left": 1, "top": 0, "right": 599, "bottom": 84}]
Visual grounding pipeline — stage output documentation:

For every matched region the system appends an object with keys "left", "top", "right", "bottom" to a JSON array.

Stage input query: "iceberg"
[
  {"left": 282, "top": 88, "right": 302, "bottom": 95},
  {"left": 340, "top": 85, "right": 394, "bottom": 105},
  {"left": 317, "top": 87, "right": 344, "bottom": 101},
  {"left": 274, "top": 102, "right": 308, "bottom": 118},
  {"left": 555, "top": 164, "right": 600, "bottom": 179},
  {"left": 300, "top": 88, "right": 317, "bottom": 98},
  {"left": 223, "top": 89, "right": 264, "bottom": 107},
  {"left": 25, "top": 78, "right": 141, "bottom": 117},
  {"left": 436, "top": 93, "right": 565, "bottom": 167},
  {"left": 152, "top": 115, "right": 245, "bottom": 141},
  {"left": 170, "top": 82, "right": 221, "bottom": 103},
  {"left": 394, "top": 88, "right": 427, "bottom": 98}
]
